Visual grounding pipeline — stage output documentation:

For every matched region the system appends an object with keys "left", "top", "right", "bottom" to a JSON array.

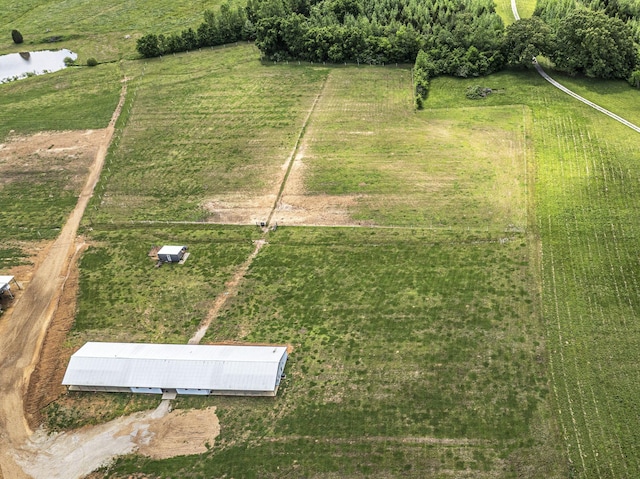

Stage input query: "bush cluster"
[
  {"left": 11, "top": 29, "right": 23, "bottom": 44},
  {"left": 413, "top": 50, "right": 432, "bottom": 109}
]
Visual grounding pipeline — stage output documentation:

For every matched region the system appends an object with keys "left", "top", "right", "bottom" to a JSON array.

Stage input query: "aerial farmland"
[{"left": 1, "top": 0, "right": 640, "bottom": 477}]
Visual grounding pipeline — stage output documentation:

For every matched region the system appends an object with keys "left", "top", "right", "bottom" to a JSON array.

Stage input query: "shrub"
[
  {"left": 86, "top": 57, "right": 98, "bottom": 67},
  {"left": 413, "top": 50, "right": 431, "bottom": 109},
  {"left": 11, "top": 29, "right": 23, "bottom": 44},
  {"left": 628, "top": 70, "right": 640, "bottom": 88},
  {"left": 465, "top": 85, "right": 492, "bottom": 100},
  {"left": 63, "top": 57, "right": 75, "bottom": 66}
]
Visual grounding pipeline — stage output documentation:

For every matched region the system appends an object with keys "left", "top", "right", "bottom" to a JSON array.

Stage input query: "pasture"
[
  {"left": 48, "top": 45, "right": 565, "bottom": 477},
  {"left": 2, "top": 0, "right": 640, "bottom": 476},
  {"left": 0, "top": 0, "right": 219, "bottom": 62}
]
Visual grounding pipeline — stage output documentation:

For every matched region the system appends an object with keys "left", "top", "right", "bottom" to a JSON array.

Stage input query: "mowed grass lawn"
[
  {"left": 533, "top": 90, "right": 640, "bottom": 476},
  {"left": 301, "top": 67, "right": 529, "bottom": 230}
]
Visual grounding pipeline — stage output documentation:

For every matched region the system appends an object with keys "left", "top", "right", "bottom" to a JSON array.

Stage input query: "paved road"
[{"left": 511, "top": 0, "right": 640, "bottom": 134}]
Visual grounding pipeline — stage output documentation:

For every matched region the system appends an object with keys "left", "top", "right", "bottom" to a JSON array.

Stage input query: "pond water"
[{"left": 0, "top": 49, "right": 77, "bottom": 84}]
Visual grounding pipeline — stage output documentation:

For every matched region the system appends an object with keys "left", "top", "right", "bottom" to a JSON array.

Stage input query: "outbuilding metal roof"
[
  {"left": 157, "top": 245, "right": 185, "bottom": 255},
  {"left": 62, "top": 342, "right": 288, "bottom": 392},
  {"left": 0, "top": 276, "right": 13, "bottom": 291}
]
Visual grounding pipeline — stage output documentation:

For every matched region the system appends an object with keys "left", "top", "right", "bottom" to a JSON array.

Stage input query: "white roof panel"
[
  {"left": 62, "top": 342, "right": 288, "bottom": 392},
  {"left": 157, "top": 246, "right": 185, "bottom": 255},
  {"left": 0, "top": 276, "right": 14, "bottom": 287}
]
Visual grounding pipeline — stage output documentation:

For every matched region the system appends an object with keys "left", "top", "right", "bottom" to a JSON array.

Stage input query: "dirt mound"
[
  {"left": 24, "top": 243, "right": 87, "bottom": 429},
  {"left": 13, "top": 402, "right": 218, "bottom": 478}
]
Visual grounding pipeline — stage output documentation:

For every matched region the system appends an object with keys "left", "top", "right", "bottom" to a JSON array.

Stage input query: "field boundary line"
[
  {"left": 266, "top": 76, "right": 328, "bottom": 226},
  {"left": 265, "top": 434, "right": 493, "bottom": 445},
  {"left": 512, "top": 0, "right": 640, "bottom": 135}
]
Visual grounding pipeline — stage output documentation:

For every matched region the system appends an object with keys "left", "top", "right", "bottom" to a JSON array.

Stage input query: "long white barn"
[{"left": 62, "top": 342, "right": 288, "bottom": 396}]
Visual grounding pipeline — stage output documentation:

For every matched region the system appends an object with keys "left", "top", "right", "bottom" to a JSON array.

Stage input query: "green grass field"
[
  {"left": 301, "top": 67, "right": 528, "bottom": 229},
  {"left": 57, "top": 48, "right": 563, "bottom": 477},
  {"left": 107, "top": 227, "right": 562, "bottom": 477},
  {"left": 0, "top": 0, "right": 226, "bottom": 62},
  {"left": 533, "top": 90, "right": 640, "bottom": 478},
  {"left": 4, "top": 0, "right": 640, "bottom": 476},
  {"left": 85, "top": 46, "right": 329, "bottom": 223},
  {"left": 69, "top": 224, "right": 260, "bottom": 346}
]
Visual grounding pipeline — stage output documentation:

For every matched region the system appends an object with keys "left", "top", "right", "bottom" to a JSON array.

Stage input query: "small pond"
[{"left": 0, "top": 49, "right": 77, "bottom": 84}]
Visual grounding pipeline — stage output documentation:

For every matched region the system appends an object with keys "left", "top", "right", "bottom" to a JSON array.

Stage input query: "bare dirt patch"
[
  {"left": 13, "top": 401, "right": 220, "bottom": 479},
  {"left": 0, "top": 130, "right": 104, "bottom": 191},
  {"left": 202, "top": 193, "right": 275, "bottom": 225},
  {"left": 137, "top": 406, "right": 219, "bottom": 460},
  {"left": 276, "top": 155, "right": 365, "bottom": 227},
  {"left": 23, "top": 242, "right": 88, "bottom": 429}
]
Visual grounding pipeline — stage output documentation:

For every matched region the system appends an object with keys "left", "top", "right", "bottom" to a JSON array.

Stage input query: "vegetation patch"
[
  {"left": 86, "top": 45, "right": 329, "bottom": 224},
  {"left": 68, "top": 224, "right": 260, "bottom": 347},
  {"left": 465, "top": 85, "right": 493, "bottom": 99}
]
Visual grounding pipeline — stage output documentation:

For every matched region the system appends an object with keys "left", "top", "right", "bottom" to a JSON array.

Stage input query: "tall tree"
[
  {"left": 504, "top": 17, "right": 553, "bottom": 67},
  {"left": 551, "top": 9, "right": 637, "bottom": 78}
]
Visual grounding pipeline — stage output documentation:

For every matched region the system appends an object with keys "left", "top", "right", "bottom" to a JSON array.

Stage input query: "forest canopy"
[{"left": 136, "top": 0, "right": 640, "bottom": 83}]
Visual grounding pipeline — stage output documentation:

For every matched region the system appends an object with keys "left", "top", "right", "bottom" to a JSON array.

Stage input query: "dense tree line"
[
  {"left": 137, "top": 3, "right": 254, "bottom": 57},
  {"left": 250, "top": 0, "right": 506, "bottom": 76},
  {"left": 137, "top": 0, "right": 640, "bottom": 85},
  {"left": 536, "top": 0, "right": 640, "bottom": 42}
]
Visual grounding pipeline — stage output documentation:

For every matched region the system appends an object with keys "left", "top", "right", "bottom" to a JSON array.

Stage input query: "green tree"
[
  {"left": 551, "top": 9, "right": 637, "bottom": 79},
  {"left": 11, "top": 29, "right": 23, "bottom": 44},
  {"left": 504, "top": 17, "right": 553, "bottom": 67},
  {"left": 136, "top": 34, "right": 162, "bottom": 57}
]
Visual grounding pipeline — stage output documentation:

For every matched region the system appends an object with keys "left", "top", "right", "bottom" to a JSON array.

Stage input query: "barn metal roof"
[
  {"left": 62, "top": 342, "right": 288, "bottom": 392},
  {"left": 0, "top": 276, "right": 13, "bottom": 291},
  {"left": 157, "top": 245, "right": 185, "bottom": 255}
]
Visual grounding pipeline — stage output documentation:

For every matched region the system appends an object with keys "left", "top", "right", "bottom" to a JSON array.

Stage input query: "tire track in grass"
[
  {"left": 546, "top": 218, "right": 587, "bottom": 476},
  {"left": 188, "top": 76, "right": 327, "bottom": 343},
  {"left": 563, "top": 212, "right": 602, "bottom": 476},
  {"left": 572, "top": 217, "right": 619, "bottom": 477},
  {"left": 512, "top": 0, "right": 640, "bottom": 135},
  {"left": 266, "top": 76, "right": 327, "bottom": 227},
  {"left": 188, "top": 239, "right": 266, "bottom": 345}
]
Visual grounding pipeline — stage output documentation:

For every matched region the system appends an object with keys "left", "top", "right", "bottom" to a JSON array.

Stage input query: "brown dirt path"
[
  {"left": 188, "top": 239, "right": 266, "bottom": 344},
  {"left": 0, "top": 80, "right": 128, "bottom": 478}
]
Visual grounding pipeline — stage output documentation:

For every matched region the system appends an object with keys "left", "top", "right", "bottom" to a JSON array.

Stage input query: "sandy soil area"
[{"left": 13, "top": 402, "right": 219, "bottom": 478}]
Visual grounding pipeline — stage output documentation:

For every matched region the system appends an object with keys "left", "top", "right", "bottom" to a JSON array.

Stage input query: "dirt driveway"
[
  {"left": 0, "top": 82, "right": 125, "bottom": 478},
  {"left": 0, "top": 80, "right": 222, "bottom": 479}
]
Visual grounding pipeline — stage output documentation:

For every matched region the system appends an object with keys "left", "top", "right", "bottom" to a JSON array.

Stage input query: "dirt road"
[{"left": 0, "top": 81, "right": 127, "bottom": 478}]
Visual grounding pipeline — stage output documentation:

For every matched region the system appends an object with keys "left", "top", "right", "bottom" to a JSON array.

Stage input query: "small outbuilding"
[
  {"left": 157, "top": 245, "right": 187, "bottom": 263},
  {"left": 0, "top": 275, "right": 19, "bottom": 299},
  {"left": 62, "top": 342, "right": 289, "bottom": 396}
]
